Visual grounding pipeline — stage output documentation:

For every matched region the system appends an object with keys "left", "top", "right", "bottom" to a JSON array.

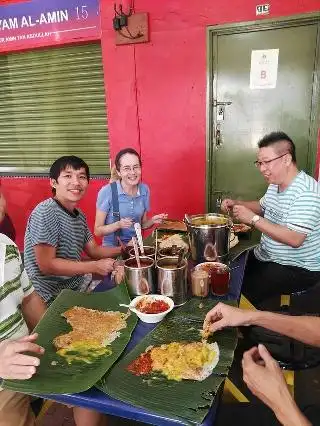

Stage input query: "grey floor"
[{"left": 38, "top": 286, "right": 320, "bottom": 426}]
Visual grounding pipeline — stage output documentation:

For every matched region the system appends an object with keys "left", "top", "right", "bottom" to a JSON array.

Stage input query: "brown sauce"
[
  {"left": 126, "top": 259, "right": 153, "bottom": 268},
  {"left": 142, "top": 247, "right": 155, "bottom": 256},
  {"left": 160, "top": 264, "right": 178, "bottom": 269}
]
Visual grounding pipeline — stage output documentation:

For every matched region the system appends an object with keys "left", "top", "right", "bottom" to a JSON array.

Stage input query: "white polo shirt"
[{"left": 0, "top": 233, "right": 34, "bottom": 342}]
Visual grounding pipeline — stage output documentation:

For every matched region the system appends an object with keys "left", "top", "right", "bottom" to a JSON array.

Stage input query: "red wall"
[
  {"left": 2, "top": 0, "right": 320, "bottom": 250},
  {"left": 100, "top": 0, "right": 320, "bottom": 221}
]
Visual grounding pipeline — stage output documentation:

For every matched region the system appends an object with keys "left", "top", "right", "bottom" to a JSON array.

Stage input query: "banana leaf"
[
  {"left": 3, "top": 283, "right": 137, "bottom": 394},
  {"left": 98, "top": 298, "right": 238, "bottom": 425}
]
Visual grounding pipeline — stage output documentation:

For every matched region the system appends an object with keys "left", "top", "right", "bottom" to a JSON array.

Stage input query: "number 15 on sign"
[{"left": 75, "top": 6, "right": 89, "bottom": 20}]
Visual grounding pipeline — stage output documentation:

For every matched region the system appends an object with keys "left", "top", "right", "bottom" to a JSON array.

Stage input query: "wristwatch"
[{"left": 251, "top": 215, "right": 261, "bottom": 227}]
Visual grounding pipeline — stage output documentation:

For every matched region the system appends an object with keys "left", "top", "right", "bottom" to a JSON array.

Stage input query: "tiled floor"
[{"left": 37, "top": 287, "right": 320, "bottom": 426}]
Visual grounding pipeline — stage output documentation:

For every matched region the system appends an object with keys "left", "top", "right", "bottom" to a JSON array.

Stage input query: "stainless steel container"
[
  {"left": 185, "top": 213, "right": 231, "bottom": 263},
  {"left": 129, "top": 245, "right": 156, "bottom": 259},
  {"left": 124, "top": 256, "right": 155, "bottom": 297},
  {"left": 156, "top": 257, "right": 188, "bottom": 306}
]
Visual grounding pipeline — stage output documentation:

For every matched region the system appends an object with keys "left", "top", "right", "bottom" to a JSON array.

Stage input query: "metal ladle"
[{"left": 176, "top": 248, "right": 185, "bottom": 268}]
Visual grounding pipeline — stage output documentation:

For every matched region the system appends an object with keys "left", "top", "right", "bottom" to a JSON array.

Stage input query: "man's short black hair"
[
  {"left": 114, "top": 148, "right": 141, "bottom": 171},
  {"left": 50, "top": 156, "right": 90, "bottom": 194},
  {"left": 258, "top": 131, "right": 296, "bottom": 163}
]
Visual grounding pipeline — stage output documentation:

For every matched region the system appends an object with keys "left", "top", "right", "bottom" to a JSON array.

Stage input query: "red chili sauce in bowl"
[{"left": 135, "top": 298, "right": 170, "bottom": 314}]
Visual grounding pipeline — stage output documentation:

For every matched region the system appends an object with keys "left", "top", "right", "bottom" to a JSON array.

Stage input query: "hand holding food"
[
  {"left": 0, "top": 333, "right": 44, "bottom": 380},
  {"left": 113, "top": 264, "right": 125, "bottom": 285},
  {"left": 95, "top": 258, "right": 117, "bottom": 275},
  {"left": 118, "top": 218, "right": 133, "bottom": 229},
  {"left": 152, "top": 213, "right": 168, "bottom": 224},
  {"left": 220, "top": 198, "right": 235, "bottom": 213},
  {"left": 232, "top": 205, "right": 255, "bottom": 225},
  {"left": 203, "top": 302, "right": 252, "bottom": 333}
]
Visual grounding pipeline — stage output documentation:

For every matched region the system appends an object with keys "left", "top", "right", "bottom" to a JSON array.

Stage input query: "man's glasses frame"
[{"left": 254, "top": 152, "right": 288, "bottom": 168}]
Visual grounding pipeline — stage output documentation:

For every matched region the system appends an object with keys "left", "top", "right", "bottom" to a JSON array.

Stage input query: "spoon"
[
  {"left": 131, "top": 237, "right": 141, "bottom": 268},
  {"left": 134, "top": 222, "right": 145, "bottom": 256},
  {"left": 184, "top": 214, "right": 192, "bottom": 224},
  {"left": 119, "top": 303, "right": 139, "bottom": 314},
  {"left": 176, "top": 249, "right": 184, "bottom": 268}
]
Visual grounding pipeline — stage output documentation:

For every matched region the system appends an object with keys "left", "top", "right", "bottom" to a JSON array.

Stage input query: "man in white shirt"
[
  {"left": 0, "top": 233, "right": 46, "bottom": 426},
  {"left": 0, "top": 233, "right": 108, "bottom": 426}
]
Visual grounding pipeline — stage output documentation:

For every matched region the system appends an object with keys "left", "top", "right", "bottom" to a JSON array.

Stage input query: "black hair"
[
  {"left": 50, "top": 156, "right": 90, "bottom": 195},
  {"left": 114, "top": 148, "right": 141, "bottom": 171},
  {"left": 258, "top": 131, "right": 296, "bottom": 163}
]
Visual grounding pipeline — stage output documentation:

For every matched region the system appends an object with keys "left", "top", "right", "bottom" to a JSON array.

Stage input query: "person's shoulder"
[
  {"left": 76, "top": 207, "right": 88, "bottom": 221},
  {"left": 98, "top": 182, "right": 113, "bottom": 197},
  {"left": 295, "top": 171, "right": 320, "bottom": 195},
  {"left": 139, "top": 183, "right": 150, "bottom": 195},
  {"left": 31, "top": 198, "right": 56, "bottom": 215},
  {"left": 265, "top": 184, "right": 277, "bottom": 194}
]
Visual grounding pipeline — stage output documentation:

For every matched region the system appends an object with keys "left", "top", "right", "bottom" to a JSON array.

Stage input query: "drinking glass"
[
  {"left": 191, "top": 268, "right": 209, "bottom": 297},
  {"left": 210, "top": 264, "right": 230, "bottom": 296}
]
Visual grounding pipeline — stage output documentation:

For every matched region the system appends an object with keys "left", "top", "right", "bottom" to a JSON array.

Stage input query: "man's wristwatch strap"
[{"left": 251, "top": 215, "right": 261, "bottom": 226}]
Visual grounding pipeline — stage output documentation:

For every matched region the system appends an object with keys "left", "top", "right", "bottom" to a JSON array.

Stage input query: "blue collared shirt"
[{"left": 96, "top": 180, "right": 150, "bottom": 246}]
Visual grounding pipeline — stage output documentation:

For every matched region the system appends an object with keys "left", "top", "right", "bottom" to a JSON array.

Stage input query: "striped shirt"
[
  {"left": 0, "top": 233, "right": 33, "bottom": 343},
  {"left": 254, "top": 171, "right": 320, "bottom": 271},
  {"left": 24, "top": 198, "right": 93, "bottom": 303}
]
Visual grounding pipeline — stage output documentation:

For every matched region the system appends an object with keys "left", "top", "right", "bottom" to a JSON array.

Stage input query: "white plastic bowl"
[{"left": 130, "top": 294, "right": 174, "bottom": 323}]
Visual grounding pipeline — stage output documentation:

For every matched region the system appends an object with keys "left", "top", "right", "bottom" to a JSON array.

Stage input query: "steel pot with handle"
[
  {"left": 184, "top": 213, "right": 231, "bottom": 263},
  {"left": 124, "top": 256, "right": 156, "bottom": 297},
  {"left": 156, "top": 256, "right": 188, "bottom": 306}
]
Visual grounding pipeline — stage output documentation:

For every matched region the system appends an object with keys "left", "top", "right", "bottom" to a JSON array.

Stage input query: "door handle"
[
  {"left": 213, "top": 100, "right": 232, "bottom": 107},
  {"left": 215, "top": 123, "right": 222, "bottom": 148}
]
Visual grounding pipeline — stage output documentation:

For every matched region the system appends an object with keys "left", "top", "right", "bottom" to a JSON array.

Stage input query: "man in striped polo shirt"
[
  {"left": 222, "top": 131, "right": 320, "bottom": 307},
  {"left": 24, "top": 156, "right": 122, "bottom": 305},
  {"left": 0, "top": 232, "right": 46, "bottom": 426}
]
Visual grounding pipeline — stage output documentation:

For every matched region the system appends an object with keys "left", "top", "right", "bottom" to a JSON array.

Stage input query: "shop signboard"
[{"left": 0, "top": 0, "right": 101, "bottom": 52}]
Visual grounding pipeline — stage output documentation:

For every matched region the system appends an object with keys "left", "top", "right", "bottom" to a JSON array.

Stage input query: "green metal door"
[{"left": 207, "top": 19, "right": 320, "bottom": 211}]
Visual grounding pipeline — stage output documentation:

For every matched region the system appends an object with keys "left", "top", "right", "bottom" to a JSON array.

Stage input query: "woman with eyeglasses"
[{"left": 95, "top": 148, "right": 167, "bottom": 247}]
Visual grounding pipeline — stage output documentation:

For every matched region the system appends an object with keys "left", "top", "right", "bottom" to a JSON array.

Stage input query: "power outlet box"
[{"left": 115, "top": 12, "right": 149, "bottom": 46}]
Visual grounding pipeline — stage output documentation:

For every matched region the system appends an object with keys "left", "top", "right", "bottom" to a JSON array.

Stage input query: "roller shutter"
[{"left": 0, "top": 42, "right": 109, "bottom": 175}]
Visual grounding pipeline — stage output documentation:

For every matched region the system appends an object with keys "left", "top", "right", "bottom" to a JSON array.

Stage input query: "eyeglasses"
[
  {"left": 120, "top": 165, "right": 141, "bottom": 173},
  {"left": 254, "top": 153, "right": 288, "bottom": 168}
]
